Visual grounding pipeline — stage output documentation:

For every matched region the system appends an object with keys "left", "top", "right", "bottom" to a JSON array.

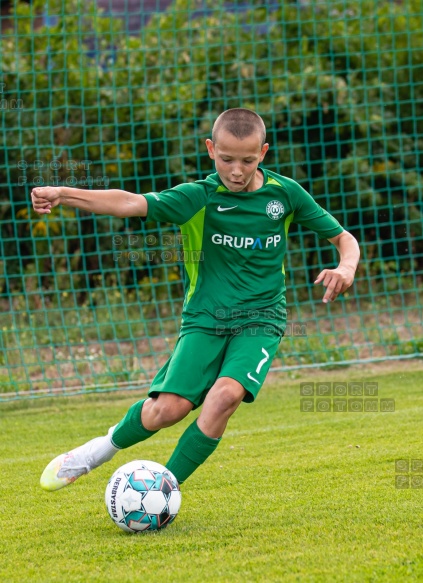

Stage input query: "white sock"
[{"left": 82, "top": 426, "right": 120, "bottom": 470}]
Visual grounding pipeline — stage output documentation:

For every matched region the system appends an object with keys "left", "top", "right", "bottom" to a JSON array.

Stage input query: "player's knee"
[
  {"left": 154, "top": 394, "right": 192, "bottom": 427},
  {"left": 211, "top": 382, "right": 246, "bottom": 416}
]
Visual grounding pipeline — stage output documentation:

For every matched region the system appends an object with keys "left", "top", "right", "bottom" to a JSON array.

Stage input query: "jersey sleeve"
[
  {"left": 142, "top": 183, "right": 207, "bottom": 226},
  {"left": 290, "top": 181, "right": 344, "bottom": 240}
]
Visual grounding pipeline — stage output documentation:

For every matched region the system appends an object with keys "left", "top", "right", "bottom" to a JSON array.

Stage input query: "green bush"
[{"left": 0, "top": 0, "right": 422, "bottom": 302}]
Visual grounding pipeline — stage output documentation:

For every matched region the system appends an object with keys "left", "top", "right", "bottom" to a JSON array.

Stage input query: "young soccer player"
[{"left": 31, "top": 108, "right": 360, "bottom": 491}]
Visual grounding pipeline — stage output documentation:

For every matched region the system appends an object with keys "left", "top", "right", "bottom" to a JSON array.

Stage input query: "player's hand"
[
  {"left": 314, "top": 266, "right": 355, "bottom": 303},
  {"left": 31, "top": 186, "right": 61, "bottom": 214}
]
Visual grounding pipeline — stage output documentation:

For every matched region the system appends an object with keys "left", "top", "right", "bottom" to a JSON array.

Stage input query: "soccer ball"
[{"left": 105, "top": 460, "right": 181, "bottom": 533}]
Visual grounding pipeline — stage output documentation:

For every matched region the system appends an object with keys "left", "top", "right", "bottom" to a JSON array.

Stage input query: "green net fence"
[{"left": 0, "top": 0, "right": 422, "bottom": 401}]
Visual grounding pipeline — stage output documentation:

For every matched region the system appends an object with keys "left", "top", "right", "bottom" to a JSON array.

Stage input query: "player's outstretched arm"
[
  {"left": 314, "top": 230, "right": 360, "bottom": 303},
  {"left": 31, "top": 186, "right": 147, "bottom": 218}
]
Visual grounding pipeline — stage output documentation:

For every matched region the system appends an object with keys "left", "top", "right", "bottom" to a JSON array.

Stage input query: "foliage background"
[{"left": 0, "top": 0, "right": 422, "bottom": 397}]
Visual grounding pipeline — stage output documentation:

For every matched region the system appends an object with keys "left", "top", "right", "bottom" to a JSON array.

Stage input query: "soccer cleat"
[
  {"left": 40, "top": 452, "right": 88, "bottom": 491},
  {"left": 40, "top": 427, "right": 119, "bottom": 492}
]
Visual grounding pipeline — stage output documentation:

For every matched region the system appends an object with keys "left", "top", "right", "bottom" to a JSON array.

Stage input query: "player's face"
[{"left": 205, "top": 130, "right": 269, "bottom": 192}]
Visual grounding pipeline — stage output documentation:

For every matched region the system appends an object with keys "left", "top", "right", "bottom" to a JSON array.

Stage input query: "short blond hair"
[{"left": 212, "top": 108, "right": 266, "bottom": 146}]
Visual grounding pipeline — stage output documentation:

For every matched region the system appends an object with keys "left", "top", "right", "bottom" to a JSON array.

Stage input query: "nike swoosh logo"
[
  {"left": 247, "top": 372, "right": 260, "bottom": 385},
  {"left": 217, "top": 205, "right": 238, "bottom": 212}
]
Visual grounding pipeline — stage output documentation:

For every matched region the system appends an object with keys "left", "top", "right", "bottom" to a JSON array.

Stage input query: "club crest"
[{"left": 266, "top": 200, "right": 284, "bottom": 220}]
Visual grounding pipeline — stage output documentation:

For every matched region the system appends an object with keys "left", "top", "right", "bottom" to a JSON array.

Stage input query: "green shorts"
[{"left": 148, "top": 327, "right": 282, "bottom": 409}]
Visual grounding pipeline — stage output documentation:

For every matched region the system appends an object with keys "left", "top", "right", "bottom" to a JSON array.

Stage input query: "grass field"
[{"left": 1, "top": 363, "right": 423, "bottom": 582}]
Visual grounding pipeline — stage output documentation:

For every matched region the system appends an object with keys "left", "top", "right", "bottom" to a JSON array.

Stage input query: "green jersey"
[{"left": 143, "top": 168, "right": 344, "bottom": 336}]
